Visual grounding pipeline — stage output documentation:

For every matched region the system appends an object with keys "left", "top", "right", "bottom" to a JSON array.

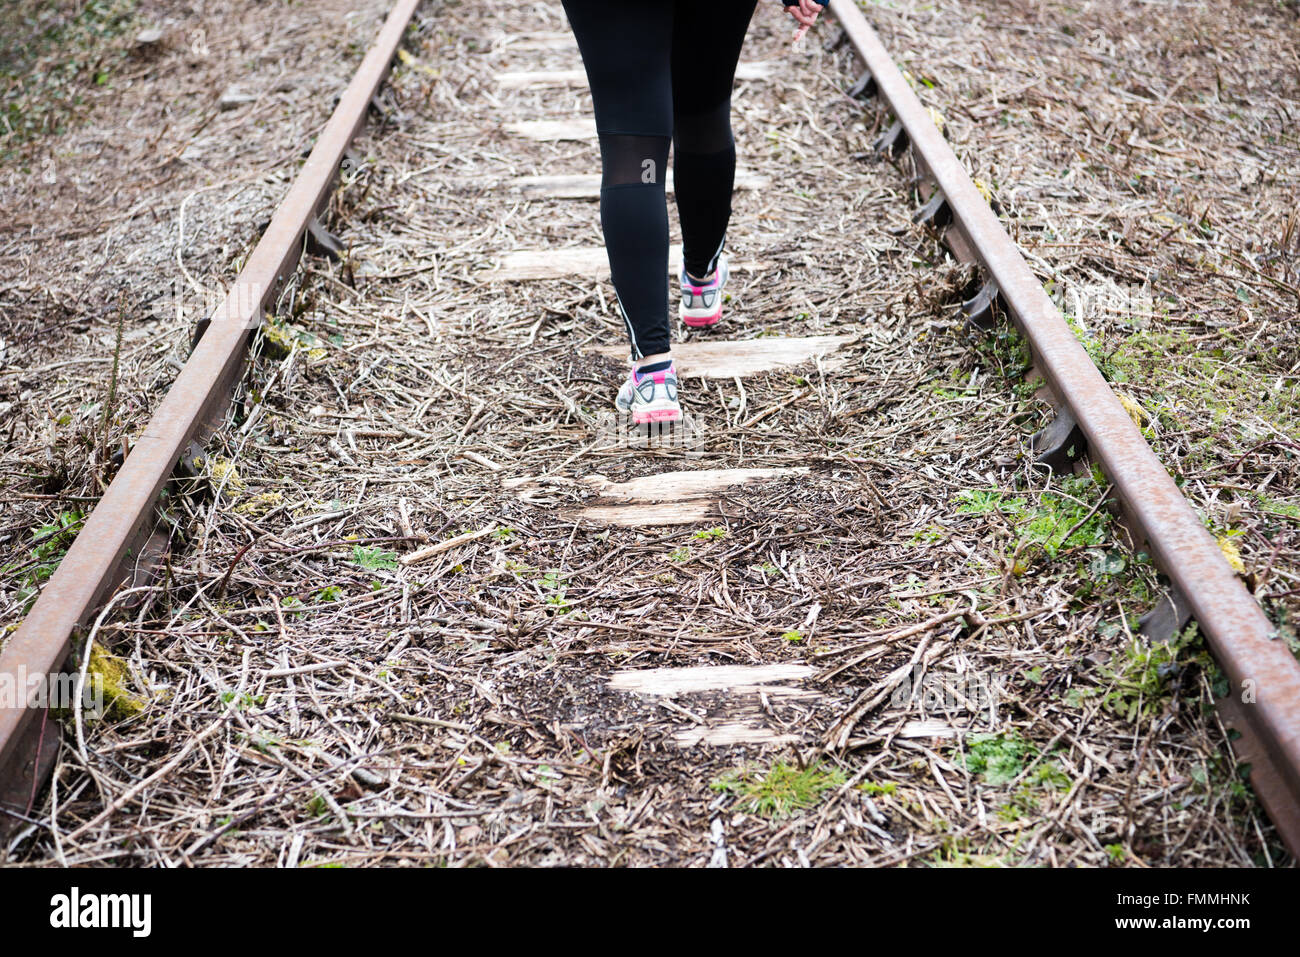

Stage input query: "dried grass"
[{"left": 1, "top": 0, "right": 1296, "bottom": 866}]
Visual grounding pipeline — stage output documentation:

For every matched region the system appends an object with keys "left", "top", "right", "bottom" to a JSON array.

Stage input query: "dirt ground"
[{"left": 1, "top": 0, "right": 1297, "bottom": 866}]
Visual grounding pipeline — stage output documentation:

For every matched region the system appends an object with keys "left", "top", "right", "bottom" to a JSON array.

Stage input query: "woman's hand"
[{"left": 784, "top": 0, "right": 826, "bottom": 42}]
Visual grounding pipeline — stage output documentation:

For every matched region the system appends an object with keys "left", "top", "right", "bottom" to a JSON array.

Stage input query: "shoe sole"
[
  {"left": 632, "top": 406, "right": 683, "bottom": 424},
  {"left": 681, "top": 308, "right": 721, "bottom": 328}
]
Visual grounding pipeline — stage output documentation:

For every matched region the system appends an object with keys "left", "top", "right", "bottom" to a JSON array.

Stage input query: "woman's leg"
[
  {"left": 670, "top": 0, "right": 759, "bottom": 281},
  {"left": 562, "top": 0, "right": 674, "bottom": 361}
]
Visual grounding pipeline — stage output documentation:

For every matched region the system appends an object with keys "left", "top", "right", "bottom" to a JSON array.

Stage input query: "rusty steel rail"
[
  {"left": 829, "top": 2, "right": 1300, "bottom": 855},
  {"left": 0, "top": 0, "right": 422, "bottom": 833}
]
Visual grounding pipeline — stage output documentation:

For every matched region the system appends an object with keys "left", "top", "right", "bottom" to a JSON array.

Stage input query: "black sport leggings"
[{"left": 562, "top": 0, "right": 758, "bottom": 359}]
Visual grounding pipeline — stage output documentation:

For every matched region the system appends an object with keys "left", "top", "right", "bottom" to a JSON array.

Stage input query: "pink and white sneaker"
[
  {"left": 615, "top": 361, "right": 682, "bottom": 425},
  {"left": 678, "top": 254, "right": 729, "bottom": 328}
]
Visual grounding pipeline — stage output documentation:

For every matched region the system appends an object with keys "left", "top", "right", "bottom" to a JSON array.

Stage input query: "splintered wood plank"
[
  {"left": 673, "top": 723, "right": 803, "bottom": 748},
  {"left": 609, "top": 664, "right": 815, "bottom": 696},
  {"left": 484, "top": 246, "right": 606, "bottom": 281},
  {"left": 583, "top": 467, "right": 807, "bottom": 502},
  {"left": 497, "top": 62, "right": 775, "bottom": 89},
  {"left": 589, "top": 335, "right": 853, "bottom": 379},
  {"left": 511, "top": 169, "right": 770, "bottom": 200},
  {"left": 508, "top": 467, "right": 810, "bottom": 527},
  {"left": 899, "top": 719, "right": 960, "bottom": 739},
  {"left": 481, "top": 245, "right": 765, "bottom": 282},
  {"left": 494, "top": 31, "right": 575, "bottom": 51},
  {"left": 506, "top": 119, "right": 596, "bottom": 142},
  {"left": 482, "top": 245, "right": 659, "bottom": 281},
  {"left": 610, "top": 664, "right": 820, "bottom": 749},
  {"left": 576, "top": 499, "right": 720, "bottom": 526}
]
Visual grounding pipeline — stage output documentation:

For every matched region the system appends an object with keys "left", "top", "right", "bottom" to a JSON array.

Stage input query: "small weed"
[
  {"left": 956, "top": 469, "right": 1111, "bottom": 561},
  {"left": 957, "top": 732, "right": 1036, "bottom": 786},
  {"left": 930, "top": 836, "right": 1011, "bottom": 868},
  {"left": 1096, "top": 625, "right": 1199, "bottom": 723},
  {"left": 220, "top": 690, "right": 263, "bottom": 711},
  {"left": 858, "top": 781, "right": 897, "bottom": 796},
  {"left": 907, "top": 524, "right": 946, "bottom": 545},
  {"left": 667, "top": 546, "right": 691, "bottom": 563},
  {"left": 538, "top": 569, "right": 569, "bottom": 612},
  {"left": 710, "top": 761, "right": 846, "bottom": 818},
  {"left": 780, "top": 630, "right": 803, "bottom": 643},
  {"left": 956, "top": 489, "right": 1026, "bottom": 516},
  {"left": 692, "top": 526, "right": 727, "bottom": 541},
  {"left": 1, "top": 510, "right": 84, "bottom": 611},
  {"left": 351, "top": 545, "right": 397, "bottom": 570}
]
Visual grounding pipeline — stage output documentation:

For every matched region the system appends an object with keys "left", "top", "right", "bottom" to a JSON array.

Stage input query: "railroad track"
[{"left": 1, "top": 0, "right": 1296, "bottom": 864}]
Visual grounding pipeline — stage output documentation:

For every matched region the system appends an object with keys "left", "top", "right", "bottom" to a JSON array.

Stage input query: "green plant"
[
  {"left": 1096, "top": 626, "right": 1199, "bottom": 723},
  {"left": 956, "top": 489, "right": 1026, "bottom": 516},
  {"left": 351, "top": 545, "right": 397, "bottom": 570},
  {"left": 538, "top": 569, "right": 569, "bottom": 612},
  {"left": 1, "top": 0, "right": 140, "bottom": 160},
  {"left": 858, "top": 781, "right": 897, "bottom": 796},
  {"left": 958, "top": 732, "right": 1035, "bottom": 786},
  {"left": 710, "top": 761, "right": 846, "bottom": 817},
  {"left": 692, "top": 526, "right": 726, "bottom": 541},
  {"left": 956, "top": 469, "right": 1111, "bottom": 561},
  {"left": 2, "top": 510, "right": 84, "bottom": 611}
]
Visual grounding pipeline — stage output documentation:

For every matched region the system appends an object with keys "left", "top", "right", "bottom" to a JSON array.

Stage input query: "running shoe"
[
  {"left": 615, "top": 361, "right": 682, "bottom": 425},
  {"left": 678, "top": 254, "right": 729, "bottom": 328}
]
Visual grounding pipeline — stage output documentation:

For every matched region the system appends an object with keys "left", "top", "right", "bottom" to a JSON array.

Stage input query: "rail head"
[
  {"left": 830, "top": 0, "right": 1300, "bottom": 855},
  {"left": 0, "top": 0, "right": 424, "bottom": 832}
]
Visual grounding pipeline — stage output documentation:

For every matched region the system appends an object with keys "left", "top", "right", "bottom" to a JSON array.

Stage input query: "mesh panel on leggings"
[{"left": 599, "top": 133, "right": 672, "bottom": 187}]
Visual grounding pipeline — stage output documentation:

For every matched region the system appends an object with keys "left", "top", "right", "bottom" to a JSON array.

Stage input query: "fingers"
[{"left": 785, "top": 1, "right": 821, "bottom": 27}]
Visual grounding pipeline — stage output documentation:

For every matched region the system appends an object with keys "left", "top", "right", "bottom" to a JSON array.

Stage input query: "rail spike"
[
  {"left": 913, "top": 191, "right": 952, "bottom": 230},
  {"left": 1029, "top": 404, "right": 1087, "bottom": 473},
  {"left": 0, "top": 0, "right": 426, "bottom": 843},
  {"left": 828, "top": 0, "right": 1300, "bottom": 854},
  {"left": 847, "top": 70, "right": 877, "bottom": 101},
  {"left": 961, "top": 279, "right": 1001, "bottom": 330},
  {"left": 873, "top": 119, "right": 908, "bottom": 158}
]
